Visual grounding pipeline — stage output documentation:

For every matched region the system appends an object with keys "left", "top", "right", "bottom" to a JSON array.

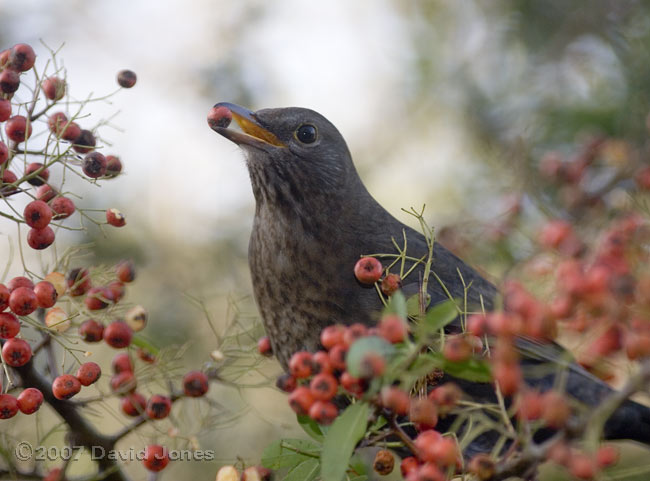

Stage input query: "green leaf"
[
  {"left": 384, "top": 290, "right": 407, "bottom": 319},
  {"left": 261, "top": 439, "right": 320, "bottom": 470},
  {"left": 418, "top": 299, "right": 459, "bottom": 339},
  {"left": 346, "top": 336, "right": 395, "bottom": 379},
  {"left": 297, "top": 415, "right": 325, "bottom": 442},
  {"left": 401, "top": 352, "right": 492, "bottom": 385},
  {"left": 284, "top": 458, "right": 320, "bottom": 481},
  {"left": 406, "top": 292, "right": 431, "bottom": 316},
  {"left": 321, "top": 402, "right": 370, "bottom": 481}
]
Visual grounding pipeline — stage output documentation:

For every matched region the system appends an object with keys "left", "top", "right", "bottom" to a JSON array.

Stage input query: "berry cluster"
[
  {"left": 0, "top": 43, "right": 129, "bottom": 253},
  {"left": 0, "top": 43, "right": 219, "bottom": 480}
]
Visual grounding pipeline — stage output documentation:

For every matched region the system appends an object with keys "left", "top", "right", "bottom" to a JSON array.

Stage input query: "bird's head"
[{"left": 209, "top": 103, "right": 360, "bottom": 207}]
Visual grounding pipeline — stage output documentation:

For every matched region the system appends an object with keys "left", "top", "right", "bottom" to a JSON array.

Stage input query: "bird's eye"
[{"left": 295, "top": 124, "right": 317, "bottom": 144}]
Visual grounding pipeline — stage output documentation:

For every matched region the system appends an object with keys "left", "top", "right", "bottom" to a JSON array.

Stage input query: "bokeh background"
[{"left": 2, "top": 1, "right": 650, "bottom": 480}]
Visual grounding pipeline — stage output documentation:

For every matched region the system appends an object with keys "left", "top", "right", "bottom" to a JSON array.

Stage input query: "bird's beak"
[{"left": 209, "top": 102, "right": 286, "bottom": 149}]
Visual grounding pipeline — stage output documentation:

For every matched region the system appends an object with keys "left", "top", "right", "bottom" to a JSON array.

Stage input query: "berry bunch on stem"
[{"left": 0, "top": 43, "right": 215, "bottom": 481}]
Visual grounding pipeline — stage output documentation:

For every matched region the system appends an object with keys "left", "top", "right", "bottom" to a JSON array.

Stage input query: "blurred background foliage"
[{"left": 2, "top": 0, "right": 650, "bottom": 479}]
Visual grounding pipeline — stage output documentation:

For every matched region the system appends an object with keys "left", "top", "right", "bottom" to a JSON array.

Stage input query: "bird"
[{"left": 208, "top": 102, "right": 650, "bottom": 451}]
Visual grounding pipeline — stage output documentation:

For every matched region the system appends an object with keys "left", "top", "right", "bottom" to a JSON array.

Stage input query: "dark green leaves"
[
  {"left": 321, "top": 402, "right": 370, "bottom": 481},
  {"left": 417, "top": 299, "right": 459, "bottom": 338}
]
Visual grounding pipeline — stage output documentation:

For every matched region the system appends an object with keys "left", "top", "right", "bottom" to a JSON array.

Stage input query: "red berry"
[
  {"left": 84, "top": 287, "right": 110, "bottom": 310},
  {"left": 33, "top": 281, "right": 57, "bottom": 308},
  {"left": 309, "top": 373, "right": 338, "bottom": 401},
  {"left": 428, "top": 383, "right": 462, "bottom": 415},
  {"left": 276, "top": 373, "right": 297, "bottom": 393},
  {"left": 468, "top": 453, "right": 496, "bottom": 480},
  {"left": 569, "top": 452, "right": 596, "bottom": 480},
  {"left": 146, "top": 394, "right": 172, "bottom": 419},
  {"left": 320, "top": 324, "right": 345, "bottom": 350},
  {"left": 79, "top": 319, "right": 104, "bottom": 342},
  {"left": 379, "top": 314, "right": 408, "bottom": 343},
  {"left": 415, "top": 463, "right": 445, "bottom": 481},
  {"left": 112, "top": 353, "right": 134, "bottom": 373},
  {"left": 207, "top": 105, "right": 232, "bottom": 129},
  {"left": 0, "top": 69, "right": 20, "bottom": 94},
  {"left": 73, "top": 129, "right": 96, "bottom": 154},
  {"left": 359, "top": 351, "right": 387, "bottom": 378},
  {"left": 0, "top": 312, "right": 20, "bottom": 338},
  {"left": 41, "top": 76, "right": 66, "bottom": 100},
  {"left": 105, "top": 155, "right": 123, "bottom": 177},
  {"left": 308, "top": 400, "right": 338, "bottom": 425},
  {"left": 311, "top": 351, "right": 333, "bottom": 374},
  {"left": 52, "top": 374, "right": 81, "bottom": 400},
  {"left": 0, "top": 394, "right": 18, "bottom": 419},
  {"left": 542, "top": 391, "right": 571, "bottom": 428},
  {"left": 0, "top": 99, "right": 11, "bottom": 122},
  {"left": 467, "top": 313, "right": 488, "bottom": 337},
  {"left": 328, "top": 344, "right": 347, "bottom": 370},
  {"left": 103, "top": 320, "right": 133, "bottom": 348},
  {"left": 381, "top": 273, "right": 402, "bottom": 296},
  {"left": 288, "top": 386, "right": 315, "bottom": 415},
  {"left": 106, "top": 208, "right": 126, "bottom": 227},
  {"left": 492, "top": 361, "right": 522, "bottom": 397},
  {"left": 354, "top": 257, "right": 383, "bottom": 284},
  {"left": 5, "top": 115, "right": 32, "bottom": 143},
  {"left": 36, "top": 184, "right": 58, "bottom": 202},
  {"left": 61, "top": 121, "right": 81, "bottom": 142},
  {"left": 1, "top": 170, "right": 18, "bottom": 195},
  {"left": 110, "top": 371, "right": 137, "bottom": 394},
  {"left": 442, "top": 335, "right": 472, "bottom": 362},
  {"left": 340, "top": 371, "right": 366, "bottom": 396},
  {"left": 143, "top": 444, "right": 169, "bottom": 472},
  {"left": 117, "top": 70, "right": 137, "bottom": 88},
  {"left": 414, "top": 430, "right": 443, "bottom": 462},
  {"left": 48, "top": 112, "right": 68, "bottom": 135},
  {"left": 401, "top": 457, "right": 419, "bottom": 478},
  {"left": 0, "top": 141, "right": 8, "bottom": 165},
  {"left": 9, "top": 44, "right": 36, "bottom": 72},
  {"left": 17, "top": 387, "right": 44, "bottom": 414},
  {"left": 121, "top": 392, "right": 147, "bottom": 416},
  {"left": 2, "top": 337, "right": 31, "bottom": 366},
  {"left": 288, "top": 351, "right": 313, "bottom": 379},
  {"left": 428, "top": 436, "right": 458, "bottom": 467},
  {"left": 596, "top": 445, "right": 619, "bottom": 468},
  {"left": 24, "top": 200, "right": 52, "bottom": 229},
  {"left": 27, "top": 226, "right": 55, "bottom": 250},
  {"left": 50, "top": 196, "right": 76, "bottom": 219},
  {"left": 82, "top": 151, "right": 106, "bottom": 178},
  {"left": 409, "top": 398, "right": 438, "bottom": 430},
  {"left": 9, "top": 286, "right": 37, "bottom": 315},
  {"left": 380, "top": 386, "right": 410, "bottom": 415},
  {"left": 257, "top": 336, "right": 273, "bottom": 356},
  {"left": 0, "top": 284, "right": 8, "bottom": 311},
  {"left": 107, "top": 281, "right": 125, "bottom": 302},
  {"left": 183, "top": 370, "right": 209, "bottom": 397},
  {"left": 43, "top": 468, "right": 63, "bottom": 481},
  {"left": 66, "top": 268, "right": 91, "bottom": 296},
  {"left": 25, "top": 162, "right": 50, "bottom": 186},
  {"left": 7, "top": 276, "right": 34, "bottom": 292},
  {"left": 342, "top": 323, "right": 368, "bottom": 347},
  {"left": 115, "top": 259, "right": 136, "bottom": 282},
  {"left": 76, "top": 362, "right": 102, "bottom": 386}
]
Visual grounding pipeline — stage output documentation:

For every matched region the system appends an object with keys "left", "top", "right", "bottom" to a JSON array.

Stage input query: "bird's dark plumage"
[{"left": 210, "top": 102, "right": 650, "bottom": 449}]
